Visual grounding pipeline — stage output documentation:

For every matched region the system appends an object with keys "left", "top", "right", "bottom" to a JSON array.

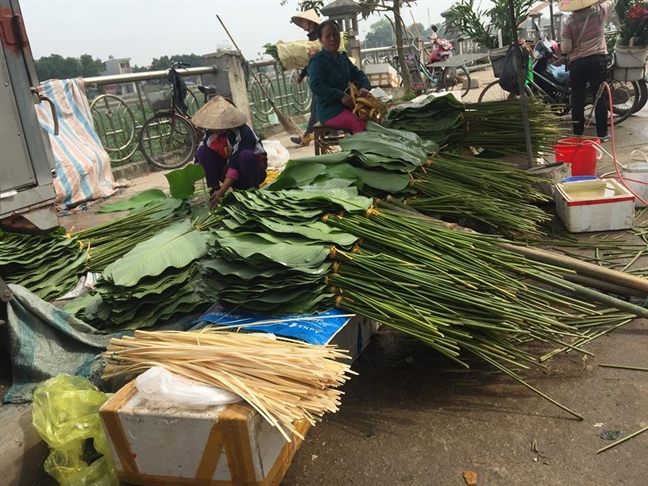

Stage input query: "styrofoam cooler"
[
  {"left": 602, "top": 162, "right": 648, "bottom": 208},
  {"left": 554, "top": 179, "right": 635, "bottom": 233}
]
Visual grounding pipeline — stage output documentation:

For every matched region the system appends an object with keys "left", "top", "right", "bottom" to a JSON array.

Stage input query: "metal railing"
[{"left": 84, "top": 63, "right": 312, "bottom": 166}]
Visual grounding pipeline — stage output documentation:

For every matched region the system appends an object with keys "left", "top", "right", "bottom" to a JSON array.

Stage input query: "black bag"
[{"left": 498, "top": 44, "right": 529, "bottom": 95}]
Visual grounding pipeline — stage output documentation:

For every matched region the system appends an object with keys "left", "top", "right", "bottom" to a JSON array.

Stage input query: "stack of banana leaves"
[
  {"left": 0, "top": 191, "right": 192, "bottom": 302},
  {"left": 268, "top": 123, "right": 551, "bottom": 235},
  {"left": 64, "top": 213, "right": 220, "bottom": 332},
  {"left": 0, "top": 228, "right": 87, "bottom": 301},
  {"left": 197, "top": 187, "right": 640, "bottom": 419},
  {"left": 383, "top": 94, "right": 565, "bottom": 156}
]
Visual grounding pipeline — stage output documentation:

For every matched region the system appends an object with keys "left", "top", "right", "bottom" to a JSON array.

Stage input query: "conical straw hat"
[
  {"left": 291, "top": 9, "right": 321, "bottom": 26},
  {"left": 558, "top": 0, "right": 599, "bottom": 12},
  {"left": 191, "top": 96, "right": 247, "bottom": 130}
]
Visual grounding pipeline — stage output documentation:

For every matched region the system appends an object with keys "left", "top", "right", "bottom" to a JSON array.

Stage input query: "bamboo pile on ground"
[
  {"left": 383, "top": 95, "right": 565, "bottom": 157},
  {"left": 197, "top": 189, "right": 644, "bottom": 419},
  {"left": 269, "top": 123, "right": 552, "bottom": 235},
  {"left": 102, "top": 329, "right": 355, "bottom": 440}
]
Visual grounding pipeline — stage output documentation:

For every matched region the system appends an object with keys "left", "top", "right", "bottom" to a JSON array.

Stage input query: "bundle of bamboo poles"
[{"left": 102, "top": 329, "right": 355, "bottom": 441}]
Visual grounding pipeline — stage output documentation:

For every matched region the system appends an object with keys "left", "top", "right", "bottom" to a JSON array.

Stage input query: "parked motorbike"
[{"left": 428, "top": 25, "right": 455, "bottom": 65}]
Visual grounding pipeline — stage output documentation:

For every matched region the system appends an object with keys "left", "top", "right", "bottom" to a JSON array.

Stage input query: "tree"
[
  {"left": 364, "top": 18, "right": 394, "bottom": 48},
  {"left": 34, "top": 54, "right": 102, "bottom": 81},
  {"left": 150, "top": 54, "right": 206, "bottom": 71},
  {"left": 79, "top": 54, "right": 103, "bottom": 77}
]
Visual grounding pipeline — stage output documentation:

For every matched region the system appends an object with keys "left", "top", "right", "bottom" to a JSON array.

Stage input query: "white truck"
[{"left": 0, "top": 0, "right": 59, "bottom": 234}]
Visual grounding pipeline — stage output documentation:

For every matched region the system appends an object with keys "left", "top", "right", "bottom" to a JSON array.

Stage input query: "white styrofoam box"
[
  {"left": 554, "top": 179, "right": 635, "bottom": 233},
  {"left": 100, "top": 316, "right": 378, "bottom": 486},
  {"left": 101, "top": 382, "right": 309, "bottom": 486},
  {"left": 365, "top": 63, "right": 401, "bottom": 87},
  {"left": 602, "top": 162, "right": 648, "bottom": 208},
  {"left": 363, "top": 63, "right": 399, "bottom": 77}
]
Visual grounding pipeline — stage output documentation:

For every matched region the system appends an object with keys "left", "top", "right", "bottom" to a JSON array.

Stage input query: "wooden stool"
[{"left": 312, "top": 124, "right": 352, "bottom": 156}]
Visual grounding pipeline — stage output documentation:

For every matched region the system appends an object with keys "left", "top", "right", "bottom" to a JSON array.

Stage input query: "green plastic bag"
[{"left": 32, "top": 375, "right": 119, "bottom": 486}]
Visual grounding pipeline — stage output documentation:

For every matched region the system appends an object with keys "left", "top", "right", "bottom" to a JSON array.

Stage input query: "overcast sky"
[{"left": 19, "top": 0, "right": 457, "bottom": 67}]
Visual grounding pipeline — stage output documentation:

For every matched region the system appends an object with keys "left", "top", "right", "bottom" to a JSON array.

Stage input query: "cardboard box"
[
  {"left": 100, "top": 312, "right": 378, "bottom": 486},
  {"left": 554, "top": 179, "right": 635, "bottom": 233},
  {"left": 101, "top": 382, "right": 309, "bottom": 486}
]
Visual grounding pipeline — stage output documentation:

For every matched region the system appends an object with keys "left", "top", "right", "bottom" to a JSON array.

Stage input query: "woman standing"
[
  {"left": 308, "top": 20, "right": 373, "bottom": 134},
  {"left": 192, "top": 96, "right": 267, "bottom": 209},
  {"left": 560, "top": 0, "right": 618, "bottom": 141},
  {"left": 290, "top": 9, "right": 321, "bottom": 147}
]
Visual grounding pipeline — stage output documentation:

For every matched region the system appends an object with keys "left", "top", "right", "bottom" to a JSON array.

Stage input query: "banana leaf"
[
  {"left": 352, "top": 167, "right": 412, "bottom": 194},
  {"left": 263, "top": 162, "right": 328, "bottom": 191},
  {"left": 103, "top": 222, "right": 208, "bottom": 287},
  {"left": 97, "top": 189, "right": 167, "bottom": 213}
]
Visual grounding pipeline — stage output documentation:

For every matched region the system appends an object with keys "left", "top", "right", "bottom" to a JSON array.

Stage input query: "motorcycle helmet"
[{"left": 550, "top": 39, "right": 559, "bottom": 54}]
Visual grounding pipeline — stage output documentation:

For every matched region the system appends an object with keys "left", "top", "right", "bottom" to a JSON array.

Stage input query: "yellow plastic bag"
[
  {"left": 277, "top": 40, "right": 321, "bottom": 70},
  {"left": 276, "top": 33, "right": 347, "bottom": 70},
  {"left": 32, "top": 375, "right": 119, "bottom": 486}
]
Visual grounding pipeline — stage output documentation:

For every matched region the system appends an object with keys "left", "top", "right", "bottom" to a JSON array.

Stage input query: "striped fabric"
[{"left": 34, "top": 78, "right": 116, "bottom": 209}]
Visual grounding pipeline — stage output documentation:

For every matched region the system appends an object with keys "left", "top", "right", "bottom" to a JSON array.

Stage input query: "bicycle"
[
  {"left": 478, "top": 40, "right": 640, "bottom": 127},
  {"left": 386, "top": 18, "right": 472, "bottom": 98},
  {"left": 138, "top": 62, "right": 217, "bottom": 169}
]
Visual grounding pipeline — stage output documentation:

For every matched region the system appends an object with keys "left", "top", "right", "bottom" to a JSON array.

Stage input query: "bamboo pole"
[{"left": 498, "top": 242, "right": 648, "bottom": 295}]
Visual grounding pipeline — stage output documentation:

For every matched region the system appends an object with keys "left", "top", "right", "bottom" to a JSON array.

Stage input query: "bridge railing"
[{"left": 83, "top": 62, "right": 312, "bottom": 167}]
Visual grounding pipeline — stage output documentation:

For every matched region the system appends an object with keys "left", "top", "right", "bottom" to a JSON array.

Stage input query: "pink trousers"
[{"left": 323, "top": 108, "right": 366, "bottom": 134}]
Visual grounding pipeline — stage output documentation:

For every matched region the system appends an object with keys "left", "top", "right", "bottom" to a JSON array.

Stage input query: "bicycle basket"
[{"left": 146, "top": 88, "right": 173, "bottom": 111}]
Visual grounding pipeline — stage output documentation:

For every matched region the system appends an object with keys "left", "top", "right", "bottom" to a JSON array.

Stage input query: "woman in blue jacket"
[{"left": 308, "top": 20, "right": 372, "bottom": 134}]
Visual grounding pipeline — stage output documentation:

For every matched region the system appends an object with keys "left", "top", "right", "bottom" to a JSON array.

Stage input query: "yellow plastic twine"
[{"left": 347, "top": 84, "right": 387, "bottom": 123}]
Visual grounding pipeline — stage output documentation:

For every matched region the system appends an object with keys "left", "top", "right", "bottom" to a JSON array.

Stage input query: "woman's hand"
[
  {"left": 342, "top": 94, "right": 354, "bottom": 109},
  {"left": 209, "top": 188, "right": 226, "bottom": 210},
  {"left": 358, "top": 88, "right": 373, "bottom": 98}
]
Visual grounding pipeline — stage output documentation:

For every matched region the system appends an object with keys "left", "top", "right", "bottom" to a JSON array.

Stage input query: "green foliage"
[
  {"left": 364, "top": 18, "right": 395, "bottom": 48},
  {"left": 150, "top": 54, "right": 206, "bottom": 71},
  {"left": 444, "top": 0, "right": 536, "bottom": 49},
  {"left": 35, "top": 53, "right": 103, "bottom": 81}
]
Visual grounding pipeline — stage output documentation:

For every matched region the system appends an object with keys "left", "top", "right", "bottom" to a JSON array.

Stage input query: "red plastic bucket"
[{"left": 553, "top": 138, "right": 601, "bottom": 176}]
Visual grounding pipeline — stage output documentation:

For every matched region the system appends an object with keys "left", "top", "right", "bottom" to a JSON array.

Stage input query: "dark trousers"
[
  {"left": 569, "top": 54, "right": 608, "bottom": 138},
  {"left": 305, "top": 96, "right": 318, "bottom": 135},
  {"left": 196, "top": 146, "right": 266, "bottom": 191}
]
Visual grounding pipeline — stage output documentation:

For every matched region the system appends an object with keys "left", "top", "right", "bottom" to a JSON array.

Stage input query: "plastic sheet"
[{"left": 32, "top": 375, "right": 119, "bottom": 486}]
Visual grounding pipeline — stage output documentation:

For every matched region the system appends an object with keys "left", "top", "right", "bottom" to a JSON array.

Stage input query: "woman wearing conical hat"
[
  {"left": 559, "top": 0, "right": 617, "bottom": 142},
  {"left": 192, "top": 96, "right": 267, "bottom": 209},
  {"left": 290, "top": 9, "right": 322, "bottom": 147}
]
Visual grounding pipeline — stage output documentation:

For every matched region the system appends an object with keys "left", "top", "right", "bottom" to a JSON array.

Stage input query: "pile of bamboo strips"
[{"left": 102, "top": 329, "right": 355, "bottom": 441}]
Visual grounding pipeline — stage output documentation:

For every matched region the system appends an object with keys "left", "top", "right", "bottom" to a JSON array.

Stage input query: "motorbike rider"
[{"left": 559, "top": 0, "right": 618, "bottom": 142}]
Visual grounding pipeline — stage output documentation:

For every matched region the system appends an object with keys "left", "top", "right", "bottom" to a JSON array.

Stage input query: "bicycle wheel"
[
  {"left": 611, "top": 79, "right": 647, "bottom": 115},
  {"left": 478, "top": 80, "right": 533, "bottom": 102},
  {"left": 441, "top": 66, "right": 471, "bottom": 98},
  {"left": 633, "top": 79, "right": 648, "bottom": 113},
  {"left": 138, "top": 113, "right": 196, "bottom": 169},
  {"left": 90, "top": 94, "right": 137, "bottom": 163}
]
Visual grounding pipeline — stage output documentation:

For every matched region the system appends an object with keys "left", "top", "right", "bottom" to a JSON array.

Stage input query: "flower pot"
[
  {"left": 613, "top": 45, "right": 648, "bottom": 69},
  {"left": 488, "top": 47, "right": 508, "bottom": 78}
]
